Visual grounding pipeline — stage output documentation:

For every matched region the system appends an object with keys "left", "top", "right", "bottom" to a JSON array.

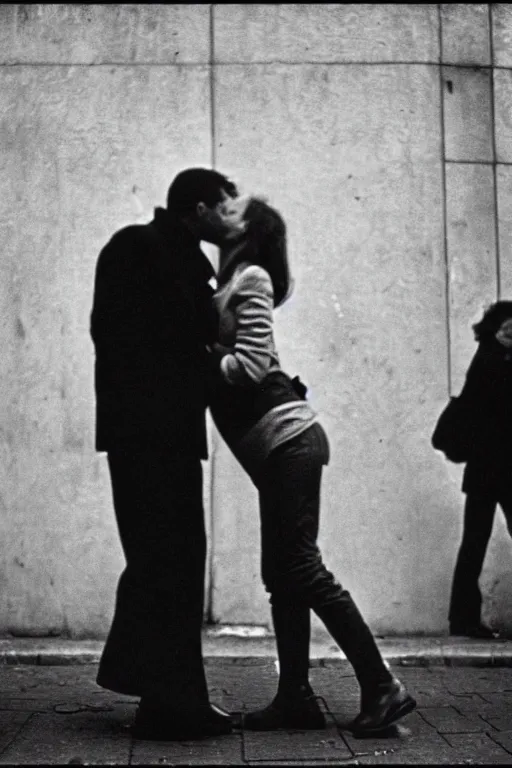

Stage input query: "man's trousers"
[{"left": 97, "top": 444, "right": 209, "bottom": 705}]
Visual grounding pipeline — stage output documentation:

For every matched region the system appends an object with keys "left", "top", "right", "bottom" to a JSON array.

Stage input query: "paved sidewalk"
[{"left": 0, "top": 636, "right": 511, "bottom": 765}]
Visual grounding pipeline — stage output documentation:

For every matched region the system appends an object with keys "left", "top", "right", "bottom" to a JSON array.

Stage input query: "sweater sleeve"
[{"left": 220, "top": 266, "right": 275, "bottom": 385}]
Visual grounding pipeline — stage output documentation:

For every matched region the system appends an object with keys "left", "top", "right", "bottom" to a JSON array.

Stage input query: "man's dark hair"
[
  {"left": 166, "top": 167, "right": 237, "bottom": 215},
  {"left": 473, "top": 300, "right": 512, "bottom": 341}
]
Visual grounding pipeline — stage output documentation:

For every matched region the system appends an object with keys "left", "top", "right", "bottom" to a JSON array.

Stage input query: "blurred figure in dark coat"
[{"left": 449, "top": 301, "right": 512, "bottom": 639}]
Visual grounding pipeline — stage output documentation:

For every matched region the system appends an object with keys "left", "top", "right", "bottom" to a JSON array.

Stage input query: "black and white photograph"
[{"left": 0, "top": 3, "right": 512, "bottom": 765}]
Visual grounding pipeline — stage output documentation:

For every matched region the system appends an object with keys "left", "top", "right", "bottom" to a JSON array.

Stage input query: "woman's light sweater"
[{"left": 209, "top": 262, "right": 317, "bottom": 478}]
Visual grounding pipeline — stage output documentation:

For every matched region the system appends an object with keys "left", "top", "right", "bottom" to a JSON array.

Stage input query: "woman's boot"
[
  {"left": 244, "top": 601, "right": 326, "bottom": 730},
  {"left": 314, "top": 592, "right": 416, "bottom": 735}
]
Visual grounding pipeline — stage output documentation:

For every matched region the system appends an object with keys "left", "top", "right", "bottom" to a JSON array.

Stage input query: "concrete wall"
[{"left": 0, "top": 4, "right": 511, "bottom": 638}]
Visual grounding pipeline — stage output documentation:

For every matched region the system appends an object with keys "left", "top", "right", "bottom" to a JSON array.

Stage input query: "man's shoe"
[
  {"left": 351, "top": 678, "right": 416, "bottom": 736},
  {"left": 244, "top": 685, "right": 326, "bottom": 731},
  {"left": 132, "top": 701, "right": 233, "bottom": 741},
  {"left": 450, "top": 623, "right": 500, "bottom": 639},
  {"left": 208, "top": 703, "right": 233, "bottom": 724}
]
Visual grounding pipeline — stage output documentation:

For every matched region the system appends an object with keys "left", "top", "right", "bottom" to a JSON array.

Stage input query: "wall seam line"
[
  {"left": 3, "top": 61, "right": 512, "bottom": 69},
  {"left": 209, "top": 3, "right": 216, "bottom": 171},
  {"left": 438, "top": 4, "right": 451, "bottom": 397},
  {"left": 445, "top": 159, "right": 512, "bottom": 166},
  {"left": 488, "top": 3, "right": 501, "bottom": 299},
  {"left": 206, "top": 2, "right": 216, "bottom": 625}
]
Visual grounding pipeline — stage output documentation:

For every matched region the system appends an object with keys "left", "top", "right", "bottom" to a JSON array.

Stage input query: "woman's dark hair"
[
  {"left": 230, "top": 197, "right": 293, "bottom": 307},
  {"left": 472, "top": 300, "right": 512, "bottom": 341},
  {"left": 167, "top": 167, "right": 237, "bottom": 215}
]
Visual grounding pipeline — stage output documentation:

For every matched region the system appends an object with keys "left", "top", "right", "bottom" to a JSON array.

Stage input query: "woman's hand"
[{"left": 496, "top": 318, "right": 512, "bottom": 349}]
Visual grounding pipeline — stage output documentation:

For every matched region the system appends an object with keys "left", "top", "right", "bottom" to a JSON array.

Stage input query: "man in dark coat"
[{"left": 90, "top": 168, "right": 238, "bottom": 740}]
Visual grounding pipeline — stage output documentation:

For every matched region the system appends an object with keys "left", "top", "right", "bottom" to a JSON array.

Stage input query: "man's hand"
[
  {"left": 496, "top": 318, "right": 512, "bottom": 349},
  {"left": 207, "top": 342, "right": 232, "bottom": 367}
]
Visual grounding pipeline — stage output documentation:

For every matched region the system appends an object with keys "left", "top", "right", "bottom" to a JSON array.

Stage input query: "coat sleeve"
[
  {"left": 89, "top": 230, "right": 177, "bottom": 391},
  {"left": 459, "top": 344, "right": 491, "bottom": 404},
  {"left": 219, "top": 266, "right": 275, "bottom": 385},
  {"left": 90, "top": 235, "right": 148, "bottom": 351}
]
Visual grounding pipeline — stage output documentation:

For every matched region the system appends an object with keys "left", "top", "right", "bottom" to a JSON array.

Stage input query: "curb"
[{"left": 1, "top": 636, "right": 512, "bottom": 668}]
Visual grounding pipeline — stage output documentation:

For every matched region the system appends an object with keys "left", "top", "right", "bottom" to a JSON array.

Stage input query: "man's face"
[{"left": 196, "top": 188, "right": 247, "bottom": 245}]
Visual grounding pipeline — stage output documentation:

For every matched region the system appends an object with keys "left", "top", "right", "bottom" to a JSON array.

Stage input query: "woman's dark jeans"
[
  {"left": 257, "top": 422, "right": 338, "bottom": 606},
  {"left": 449, "top": 487, "right": 512, "bottom": 629},
  {"left": 256, "top": 422, "right": 391, "bottom": 693}
]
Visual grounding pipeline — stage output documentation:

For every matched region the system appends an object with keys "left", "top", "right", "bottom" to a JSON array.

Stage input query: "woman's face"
[
  {"left": 496, "top": 318, "right": 512, "bottom": 348},
  {"left": 218, "top": 194, "right": 251, "bottom": 242}
]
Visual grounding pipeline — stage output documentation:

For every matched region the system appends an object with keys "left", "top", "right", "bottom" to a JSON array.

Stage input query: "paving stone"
[
  {"left": 366, "top": 670, "right": 483, "bottom": 709},
  {"left": 329, "top": 698, "right": 431, "bottom": 729},
  {"left": 419, "top": 705, "right": 489, "bottom": 733},
  {"left": 131, "top": 732, "right": 244, "bottom": 766},
  {"left": 1, "top": 658, "right": 512, "bottom": 764},
  {"left": 0, "top": 694, "right": 133, "bottom": 715},
  {"left": 343, "top": 711, "right": 444, "bottom": 757},
  {"left": 205, "top": 657, "right": 274, "bottom": 668},
  {"left": 455, "top": 700, "right": 512, "bottom": 718},
  {"left": 0, "top": 665, "right": 106, "bottom": 697},
  {"left": 207, "top": 661, "right": 358, "bottom": 712},
  {"left": 491, "top": 729, "right": 512, "bottom": 753},
  {"left": 480, "top": 712, "right": 512, "bottom": 731},
  {"left": 350, "top": 738, "right": 454, "bottom": 764},
  {"left": 242, "top": 723, "right": 351, "bottom": 762},
  {"left": 0, "top": 706, "right": 132, "bottom": 765},
  {"left": 404, "top": 690, "right": 477, "bottom": 709},
  {"left": 447, "top": 693, "right": 500, "bottom": 711},
  {"left": 0, "top": 699, "right": 54, "bottom": 713},
  {"left": 481, "top": 692, "right": 512, "bottom": 707},
  {"left": 442, "top": 731, "right": 512, "bottom": 763},
  {"left": 206, "top": 660, "right": 276, "bottom": 677},
  {"left": 308, "top": 668, "right": 360, "bottom": 714},
  {"left": 309, "top": 667, "right": 357, "bottom": 685},
  {"left": 390, "top": 675, "right": 450, "bottom": 703},
  {"left": 439, "top": 668, "right": 512, "bottom": 695},
  {"left": 320, "top": 700, "right": 359, "bottom": 725},
  {"left": 206, "top": 662, "right": 279, "bottom": 711},
  {"left": 392, "top": 666, "right": 444, "bottom": 679},
  {"left": 0, "top": 711, "right": 32, "bottom": 755},
  {"left": 247, "top": 763, "right": 360, "bottom": 768},
  {"left": 352, "top": 745, "right": 457, "bottom": 764}
]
